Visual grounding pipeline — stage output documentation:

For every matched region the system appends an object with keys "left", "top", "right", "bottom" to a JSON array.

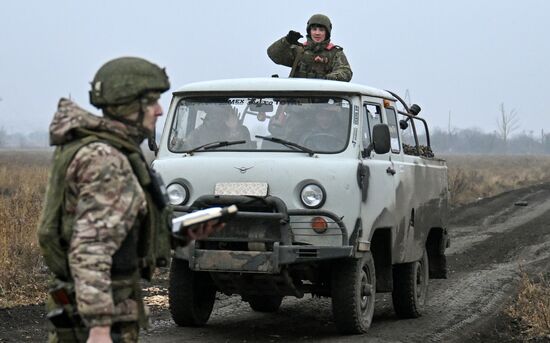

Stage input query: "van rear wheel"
[
  {"left": 331, "top": 252, "right": 376, "bottom": 334},
  {"left": 392, "top": 248, "right": 429, "bottom": 318},
  {"left": 169, "top": 258, "right": 216, "bottom": 326}
]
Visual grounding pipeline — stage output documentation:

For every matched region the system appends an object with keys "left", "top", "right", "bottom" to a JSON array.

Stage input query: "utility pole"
[
  {"left": 448, "top": 110, "right": 452, "bottom": 136},
  {"left": 404, "top": 89, "right": 411, "bottom": 107}
]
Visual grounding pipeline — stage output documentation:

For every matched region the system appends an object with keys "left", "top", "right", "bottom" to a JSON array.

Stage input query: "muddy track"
[{"left": 2, "top": 183, "right": 550, "bottom": 342}]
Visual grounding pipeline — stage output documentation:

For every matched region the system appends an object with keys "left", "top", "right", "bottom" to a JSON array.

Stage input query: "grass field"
[
  {"left": 445, "top": 154, "right": 550, "bottom": 205},
  {"left": 0, "top": 151, "right": 549, "bottom": 337},
  {"left": 0, "top": 150, "right": 51, "bottom": 307}
]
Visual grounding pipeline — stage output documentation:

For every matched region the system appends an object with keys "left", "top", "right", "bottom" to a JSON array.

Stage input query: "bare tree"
[{"left": 496, "top": 103, "right": 520, "bottom": 152}]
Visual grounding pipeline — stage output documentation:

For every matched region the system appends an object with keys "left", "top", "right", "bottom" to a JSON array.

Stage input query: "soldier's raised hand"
[{"left": 286, "top": 30, "right": 303, "bottom": 45}]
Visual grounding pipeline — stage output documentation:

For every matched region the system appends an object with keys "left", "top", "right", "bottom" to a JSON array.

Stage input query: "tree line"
[{"left": 429, "top": 127, "right": 550, "bottom": 154}]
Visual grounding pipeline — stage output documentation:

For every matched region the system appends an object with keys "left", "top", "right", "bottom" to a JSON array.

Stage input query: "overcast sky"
[{"left": 1, "top": 0, "right": 549, "bottom": 135}]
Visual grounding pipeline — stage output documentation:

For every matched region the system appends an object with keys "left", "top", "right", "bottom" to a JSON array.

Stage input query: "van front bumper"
[
  {"left": 175, "top": 243, "right": 354, "bottom": 273},
  {"left": 173, "top": 195, "right": 354, "bottom": 273}
]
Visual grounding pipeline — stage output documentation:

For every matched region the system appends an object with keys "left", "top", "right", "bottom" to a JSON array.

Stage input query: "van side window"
[
  {"left": 385, "top": 107, "right": 401, "bottom": 153},
  {"left": 362, "top": 103, "right": 382, "bottom": 147}
]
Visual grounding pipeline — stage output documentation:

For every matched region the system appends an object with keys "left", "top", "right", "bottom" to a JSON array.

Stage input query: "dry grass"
[
  {"left": 0, "top": 150, "right": 51, "bottom": 307},
  {"left": 507, "top": 272, "right": 550, "bottom": 339},
  {"left": 444, "top": 155, "right": 550, "bottom": 205}
]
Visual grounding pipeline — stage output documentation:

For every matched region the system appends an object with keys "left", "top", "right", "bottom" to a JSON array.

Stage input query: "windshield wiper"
[
  {"left": 255, "top": 135, "right": 314, "bottom": 156},
  {"left": 186, "top": 140, "right": 246, "bottom": 155}
]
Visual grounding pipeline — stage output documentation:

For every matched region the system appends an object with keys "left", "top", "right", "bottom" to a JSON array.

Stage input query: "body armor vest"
[
  {"left": 37, "top": 128, "right": 171, "bottom": 328},
  {"left": 294, "top": 42, "right": 339, "bottom": 79}
]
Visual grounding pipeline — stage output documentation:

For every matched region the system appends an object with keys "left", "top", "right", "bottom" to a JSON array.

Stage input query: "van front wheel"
[
  {"left": 169, "top": 258, "right": 216, "bottom": 326},
  {"left": 331, "top": 253, "right": 376, "bottom": 334}
]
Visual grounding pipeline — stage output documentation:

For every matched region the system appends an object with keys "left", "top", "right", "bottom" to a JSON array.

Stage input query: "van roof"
[{"left": 173, "top": 78, "right": 396, "bottom": 100}]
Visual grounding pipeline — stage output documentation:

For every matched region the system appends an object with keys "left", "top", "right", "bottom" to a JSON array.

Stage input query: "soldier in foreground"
[
  {"left": 37, "top": 57, "right": 221, "bottom": 343},
  {"left": 267, "top": 14, "right": 353, "bottom": 81}
]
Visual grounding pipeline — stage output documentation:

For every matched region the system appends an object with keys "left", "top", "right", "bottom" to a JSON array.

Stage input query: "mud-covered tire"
[
  {"left": 247, "top": 295, "right": 283, "bottom": 313},
  {"left": 331, "top": 252, "right": 376, "bottom": 334},
  {"left": 169, "top": 258, "right": 216, "bottom": 326},
  {"left": 392, "top": 248, "right": 429, "bottom": 318}
]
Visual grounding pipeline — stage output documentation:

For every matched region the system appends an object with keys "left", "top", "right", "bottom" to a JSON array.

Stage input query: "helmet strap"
[
  {"left": 103, "top": 102, "right": 147, "bottom": 144},
  {"left": 102, "top": 92, "right": 160, "bottom": 143},
  {"left": 136, "top": 99, "right": 151, "bottom": 139}
]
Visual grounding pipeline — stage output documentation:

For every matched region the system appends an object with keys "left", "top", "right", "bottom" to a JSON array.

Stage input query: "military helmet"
[
  {"left": 307, "top": 14, "right": 332, "bottom": 38},
  {"left": 89, "top": 57, "right": 170, "bottom": 109}
]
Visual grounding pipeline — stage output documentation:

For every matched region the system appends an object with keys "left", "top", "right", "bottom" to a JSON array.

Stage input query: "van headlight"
[
  {"left": 300, "top": 184, "right": 326, "bottom": 209},
  {"left": 166, "top": 183, "right": 189, "bottom": 206}
]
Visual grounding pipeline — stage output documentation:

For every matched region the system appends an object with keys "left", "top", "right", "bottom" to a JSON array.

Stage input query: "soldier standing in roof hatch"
[
  {"left": 37, "top": 57, "right": 222, "bottom": 343},
  {"left": 267, "top": 14, "right": 353, "bottom": 82}
]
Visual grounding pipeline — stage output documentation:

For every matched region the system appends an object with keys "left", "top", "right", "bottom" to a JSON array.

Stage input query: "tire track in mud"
[{"left": 425, "top": 186, "right": 550, "bottom": 342}]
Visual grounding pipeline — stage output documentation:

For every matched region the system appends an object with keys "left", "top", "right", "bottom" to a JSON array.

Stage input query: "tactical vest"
[
  {"left": 294, "top": 42, "right": 340, "bottom": 79},
  {"left": 37, "top": 128, "right": 171, "bottom": 327}
]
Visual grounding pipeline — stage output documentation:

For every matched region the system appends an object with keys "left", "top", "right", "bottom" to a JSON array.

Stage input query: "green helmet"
[
  {"left": 307, "top": 14, "right": 332, "bottom": 39},
  {"left": 89, "top": 57, "right": 170, "bottom": 109}
]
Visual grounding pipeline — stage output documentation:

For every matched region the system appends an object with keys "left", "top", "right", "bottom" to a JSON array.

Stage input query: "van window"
[
  {"left": 363, "top": 103, "right": 382, "bottom": 146},
  {"left": 385, "top": 107, "right": 401, "bottom": 153}
]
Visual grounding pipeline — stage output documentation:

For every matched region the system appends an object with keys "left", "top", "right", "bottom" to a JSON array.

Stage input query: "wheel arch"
[
  {"left": 370, "top": 227, "right": 393, "bottom": 292},
  {"left": 425, "top": 227, "right": 449, "bottom": 279}
]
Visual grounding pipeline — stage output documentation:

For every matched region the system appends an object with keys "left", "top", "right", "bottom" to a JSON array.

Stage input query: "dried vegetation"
[
  {"left": 445, "top": 155, "right": 550, "bottom": 205},
  {"left": 0, "top": 150, "right": 51, "bottom": 307},
  {"left": 507, "top": 272, "right": 550, "bottom": 339}
]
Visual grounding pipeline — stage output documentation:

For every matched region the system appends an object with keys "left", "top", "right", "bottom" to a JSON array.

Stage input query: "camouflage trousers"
[{"left": 48, "top": 322, "right": 139, "bottom": 343}]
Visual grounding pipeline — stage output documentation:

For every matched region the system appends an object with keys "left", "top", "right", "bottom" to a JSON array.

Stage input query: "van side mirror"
[{"left": 363, "top": 124, "right": 391, "bottom": 157}]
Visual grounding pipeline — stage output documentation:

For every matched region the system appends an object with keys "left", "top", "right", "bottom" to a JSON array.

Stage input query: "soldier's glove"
[{"left": 286, "top": 30, "right": 303, "bottom": 45}]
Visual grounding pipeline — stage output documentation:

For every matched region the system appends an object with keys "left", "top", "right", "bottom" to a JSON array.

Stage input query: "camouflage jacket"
[
  {"left": 47, "top": 99, "right": 147, "bottom": 327},
  {"left": 267, "top": 36, "right": 353, "bottom": 82}
]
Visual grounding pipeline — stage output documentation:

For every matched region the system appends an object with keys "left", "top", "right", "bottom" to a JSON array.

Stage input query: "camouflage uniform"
[
  {"left": 267, "top": 37, "right": 352, "bottom": 81},
  {"left": 40, "top": 99, "right": 151, "bottom": 342},
  {"left": 38, "top": 57, "right": 172, "bottom": 343},
  {"left": 267, "top": 14, "right": 352, "bottom": 81}
]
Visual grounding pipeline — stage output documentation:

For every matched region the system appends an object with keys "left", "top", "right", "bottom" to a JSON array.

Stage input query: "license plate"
[{"left": 214, "top": 182, "right": 269, "bottom": 196}]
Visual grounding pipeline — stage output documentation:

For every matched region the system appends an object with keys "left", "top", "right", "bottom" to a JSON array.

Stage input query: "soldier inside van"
[
  {"left": 267, "top": 14, "right": 352, "bottom": 82},
  {"left": 299, "top": 102, "right": 348, "bottom": 149},
  {"left": 183, "top": 104, "right": 253, "bottom": 150}
]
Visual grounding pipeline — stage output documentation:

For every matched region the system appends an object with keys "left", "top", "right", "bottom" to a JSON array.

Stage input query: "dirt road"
[{"left": 2, "top": 183, "right": 550, "bottom": 342}]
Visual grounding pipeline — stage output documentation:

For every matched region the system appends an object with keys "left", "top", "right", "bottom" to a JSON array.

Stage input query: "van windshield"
[{"left": 168, "top": 96, "right": 351, "bottom": 153}]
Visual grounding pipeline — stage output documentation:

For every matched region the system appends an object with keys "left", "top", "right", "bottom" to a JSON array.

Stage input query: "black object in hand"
[{"left": 286, "top": 30, "right": 303, "bottom": 45}]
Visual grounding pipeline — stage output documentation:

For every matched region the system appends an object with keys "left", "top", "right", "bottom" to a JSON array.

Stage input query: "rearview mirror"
[
  {"left": 363, "top": 124, "right": 391, "bottom": 157},
  {"left": 249, "top": 102, "right": 274, "bottom": 113},
  {"left": 372, "top": 124, "right": 391, "bottom": 154}
]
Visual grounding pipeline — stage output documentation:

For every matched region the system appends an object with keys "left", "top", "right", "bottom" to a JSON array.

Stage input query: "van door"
[
  {"left": 359, "top": 100, "right": 396, "bottom": 247},
  {"left": 384, "top": 106, "right": 424, "bottom": 263}
]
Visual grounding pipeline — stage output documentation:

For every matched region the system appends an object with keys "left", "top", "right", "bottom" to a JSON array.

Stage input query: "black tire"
[
  {"left": 247, "top": 295, "right": 283, "bottom": 313},
  {"left": 392, "top": 248, "right": 429, "bottom": 318},
  {"left": 331, "top": 253, "right": 376, "bottom": 334},
  {"left": 168, "top": 258, "right": 216, "bottom": 326}
]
